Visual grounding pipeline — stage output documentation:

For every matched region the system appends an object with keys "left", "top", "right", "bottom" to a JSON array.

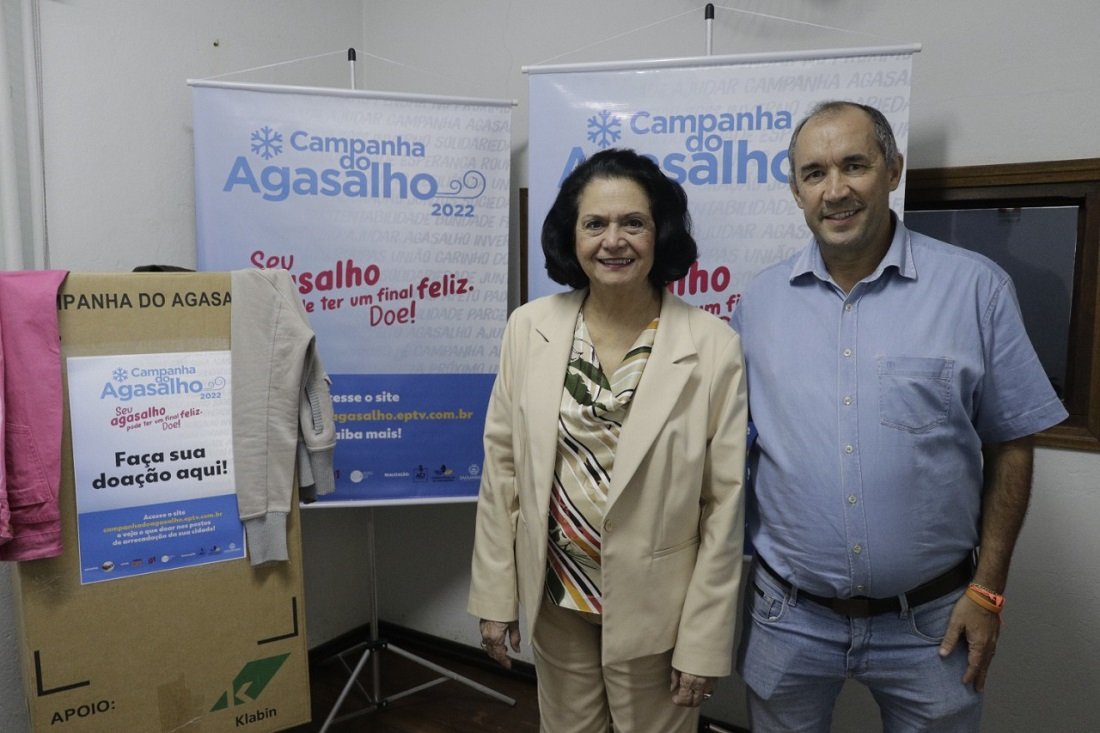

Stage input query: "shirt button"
[
  {"left": 842, "top": 348, "right": 853, "bottom": 358},
  {"left": 848, "top": 494, "right": 858, "bottom": 505},
  {"left": 852, "top": 544, "right": 863, "bottom": 554},
  {"left": 605, "top": 522, "right": 613, "bottom": 533},
  {"left": 843, "top": 395, "right": 853, "bottom": 406},
  {"left": 845, "top": 304, "right": 853, "bottom": 312},
  {"left": 844, "top": 444, "right": 854, "bottom": 454},
  {"left": 856, "top": 584, "right": 866, "bottom": 592}
]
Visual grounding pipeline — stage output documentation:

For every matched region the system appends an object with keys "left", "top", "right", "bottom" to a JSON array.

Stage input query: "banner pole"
[
  {"left": 317, "top": 58, "right": 516, "bottom": 729},
  {"left": 705, "top": 3, "right": 714, "bottom": 56}
]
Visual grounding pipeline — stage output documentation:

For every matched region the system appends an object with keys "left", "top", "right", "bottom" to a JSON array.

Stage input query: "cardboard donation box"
[{"left": 13, "top": 273, "right": 311, "bottom": 732}]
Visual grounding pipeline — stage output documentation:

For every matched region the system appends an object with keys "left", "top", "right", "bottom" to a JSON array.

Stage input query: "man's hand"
[
  {"left": 669, "top": 668, "right": 715, "bottom": 707},
  {"left": 939, "top": 593, "right": 1001, "bottom": 691},
  {"left": 479, "top": 618, "right": 521, "bottom": 669}
]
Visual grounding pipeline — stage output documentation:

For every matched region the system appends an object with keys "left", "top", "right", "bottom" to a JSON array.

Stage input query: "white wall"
[{"left": 2, "top": 2, "right": 1098, "bottom": 731}]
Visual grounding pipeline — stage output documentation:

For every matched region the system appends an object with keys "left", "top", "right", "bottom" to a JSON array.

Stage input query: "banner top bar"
[
  {"left": 187, "top": 79, "right": 517, "bottom": 108},
  {"left": 523, "top": 44, "right": 921, "bottom": 76}
]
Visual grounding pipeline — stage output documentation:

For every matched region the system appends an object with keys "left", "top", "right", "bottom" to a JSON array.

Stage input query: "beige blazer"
[{"left": 468, "top": 289, "right": 747, "bottom": 676}]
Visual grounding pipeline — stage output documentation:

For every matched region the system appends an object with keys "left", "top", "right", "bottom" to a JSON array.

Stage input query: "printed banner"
[
  {"left": 192, "top": 83, "right": 512, "bottom": 504},
  {"left": 527, "top": 49, "right": 915, "bottom": 312},
  {"left": 67, "top": 351, "right": 244, "bottom": 584}
]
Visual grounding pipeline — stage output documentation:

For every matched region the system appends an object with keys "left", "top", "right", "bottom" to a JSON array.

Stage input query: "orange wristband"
[{"left": 966, "top": 583, "right": 1005, "bottom": 614}]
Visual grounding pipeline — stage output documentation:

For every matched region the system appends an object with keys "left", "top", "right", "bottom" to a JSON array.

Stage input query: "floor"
[
  {"left": 286, "top": 633, "right": 540, "bottom": 733},
  {"left": 285, "top": 626, "right": 746, "bottom": 732}
]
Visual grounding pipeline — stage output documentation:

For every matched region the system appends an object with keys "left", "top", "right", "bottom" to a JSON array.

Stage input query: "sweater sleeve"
[
  {"left": 232, "top": 268, "right": 333, "bottom": 565},
  {"left": 296, "top": 338, "right": 336, "bottom": 500}
]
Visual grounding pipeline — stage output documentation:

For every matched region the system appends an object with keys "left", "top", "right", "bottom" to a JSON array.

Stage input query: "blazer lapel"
[
  {"left": 525, "top": 290, "right": 585, "bottom": 514},
  {"left": 607, "top": 292, "right": 697, "bottom": 506}
]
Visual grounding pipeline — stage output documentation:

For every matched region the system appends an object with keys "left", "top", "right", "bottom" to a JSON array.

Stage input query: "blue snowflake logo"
[
  {"left": 250, "top": 126, "right": 283, "bottom": 160},
  {"left": 113, "top": 368, "right": 128, "bottom": 382},
  {"left": 586, "top": 110, "right": 622, "bottom": 149}
]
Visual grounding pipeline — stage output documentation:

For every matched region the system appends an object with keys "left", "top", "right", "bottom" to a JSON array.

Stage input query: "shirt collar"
[{"left": 789, "top": 213, "right": 916, "bottom": 286}]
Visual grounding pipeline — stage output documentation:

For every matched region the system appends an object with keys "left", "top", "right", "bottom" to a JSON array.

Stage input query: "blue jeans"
[{"left": 737, "top": 563, "right": 982, "bottom": 733}]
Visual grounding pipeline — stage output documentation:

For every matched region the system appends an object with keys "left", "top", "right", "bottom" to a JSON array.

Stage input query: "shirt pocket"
[{"left": 877, "top": 356, "right": 953, "bottom": 434}]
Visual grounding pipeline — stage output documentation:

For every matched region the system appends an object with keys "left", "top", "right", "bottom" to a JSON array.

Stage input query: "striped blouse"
[{"left": 545, "top": 311, "right": 659, "bottom": 614}]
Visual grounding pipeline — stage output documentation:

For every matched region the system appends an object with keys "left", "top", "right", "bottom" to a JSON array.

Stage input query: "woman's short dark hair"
[{"left": 541, "top": 148, "right": 698, "bottom": 289}]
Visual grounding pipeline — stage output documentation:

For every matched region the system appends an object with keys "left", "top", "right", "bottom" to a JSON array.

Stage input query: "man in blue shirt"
[{"left": 730, "top": 101, "right": 1067, "bottom": 731}]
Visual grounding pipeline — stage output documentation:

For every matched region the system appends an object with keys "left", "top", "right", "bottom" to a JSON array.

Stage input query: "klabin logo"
[{"left": 211, "top": 653, "right": 290, "bottom": 715}]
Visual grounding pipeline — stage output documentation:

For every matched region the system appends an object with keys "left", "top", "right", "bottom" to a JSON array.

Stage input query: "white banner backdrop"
[
  {"left": 527, "top": 47, "right": 916, "bottom": 316},
  {"left": 192, "top": 82, "right": 512, "bottom": 504}
]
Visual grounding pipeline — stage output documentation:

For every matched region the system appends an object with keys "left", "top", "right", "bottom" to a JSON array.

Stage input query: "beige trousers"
[{"left": 532, "top": 599, "right": 699, "bottom": 733}]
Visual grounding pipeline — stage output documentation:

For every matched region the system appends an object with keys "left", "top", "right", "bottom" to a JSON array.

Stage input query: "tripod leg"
[
  {"left": 386, "top": 643, "right": 516, "bottom": 706},
  {"left": 320, "top": 646, "right": 377, "bottom": 732}
]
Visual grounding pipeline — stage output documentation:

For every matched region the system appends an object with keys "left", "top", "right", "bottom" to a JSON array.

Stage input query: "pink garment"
[{"left": 0, "top": 270, "right": 68, "bottom": 561}]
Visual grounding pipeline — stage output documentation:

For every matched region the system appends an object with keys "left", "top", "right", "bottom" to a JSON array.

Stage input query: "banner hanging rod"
[{"left": 523, "top": 43, "right": 921, "bottom": 76}]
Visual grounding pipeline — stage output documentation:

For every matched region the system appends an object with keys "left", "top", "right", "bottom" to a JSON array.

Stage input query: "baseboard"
[
  {"left": 309, "top": 620, "right": 747, "bottom": 732},
  {"left": 307, "top": 622, "right": 375, "bottom": 664}
]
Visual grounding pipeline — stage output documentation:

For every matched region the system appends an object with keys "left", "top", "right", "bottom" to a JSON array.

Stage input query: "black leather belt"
[{"left": 754, "top": 555, "right": 973, "bottom": 618}]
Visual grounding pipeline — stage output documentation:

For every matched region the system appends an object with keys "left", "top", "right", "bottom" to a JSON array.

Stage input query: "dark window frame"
[{"left": 905, "top": 159, "right": 1100, "bottom": 452}]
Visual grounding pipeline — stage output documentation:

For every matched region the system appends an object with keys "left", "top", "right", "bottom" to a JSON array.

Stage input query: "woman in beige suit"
[{"left": 469, "top": 148, "right": 747, "bottom": 732}]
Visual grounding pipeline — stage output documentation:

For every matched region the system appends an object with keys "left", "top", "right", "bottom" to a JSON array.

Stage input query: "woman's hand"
[
  {"left": 479, "top": 618, "right": 521, "bottom": 669},
  {"left": 669, "top": 668, "right": 715, "bottom": 707}
]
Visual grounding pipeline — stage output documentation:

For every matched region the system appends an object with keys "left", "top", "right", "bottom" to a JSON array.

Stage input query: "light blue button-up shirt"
[{"left": 730, "top": 217, "right": 1067, "bottom": 598}]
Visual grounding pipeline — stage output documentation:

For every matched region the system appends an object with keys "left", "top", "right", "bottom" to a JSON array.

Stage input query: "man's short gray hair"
[{"left": 787, "top": 100, "right": 900, "bottom": 173}]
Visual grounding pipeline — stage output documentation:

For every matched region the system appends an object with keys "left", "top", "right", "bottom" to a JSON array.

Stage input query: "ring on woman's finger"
[
  {"left": 480, "top": 641, "right": 489, "bottom": 648},
  {"left": 703, "top": 693, "right": 713, "bottom": 700}
]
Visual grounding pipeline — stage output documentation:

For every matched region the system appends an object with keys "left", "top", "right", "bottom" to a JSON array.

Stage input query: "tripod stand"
[{"left": 319, "top": 507, "right": 515, "bottom": 731}]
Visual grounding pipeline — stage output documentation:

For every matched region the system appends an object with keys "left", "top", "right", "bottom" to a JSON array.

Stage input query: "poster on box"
[
  {"left": 66, "top": 350, "right": 244, "bottom": 584},
  {"left": 191, "top": 82, "right": 512, "bottom": 505}
]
